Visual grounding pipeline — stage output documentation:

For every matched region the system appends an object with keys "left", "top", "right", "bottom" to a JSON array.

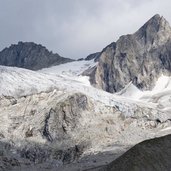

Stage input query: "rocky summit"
[
  {"left": 0, "top": 41, "right": 73, "bottom": 70},
  {"left": 86, "top": 14, "right": 171, "bottom": 92}
]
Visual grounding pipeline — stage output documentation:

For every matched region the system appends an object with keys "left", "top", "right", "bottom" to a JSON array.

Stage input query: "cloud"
[{"left": 0, "top": 0, "right": 171, "bottom": 59}]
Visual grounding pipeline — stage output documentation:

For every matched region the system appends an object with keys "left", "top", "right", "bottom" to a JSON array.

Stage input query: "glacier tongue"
[
  {"left": 0, "top": 60, "right": 171, "bottom": 171},
  {"left": 0, "top": 61, "right": 171, "bottom": 117}
]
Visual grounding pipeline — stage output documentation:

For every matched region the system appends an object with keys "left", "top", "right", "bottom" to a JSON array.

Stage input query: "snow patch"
[
  {"left": 39, "top": 59, "right": 97, "bottom": 77},
  {"left": 119, "top": 75, "right": 171, "bottom": 114},
  {"left": 117, "top": 82, "right": 143, "bottom": 99}
]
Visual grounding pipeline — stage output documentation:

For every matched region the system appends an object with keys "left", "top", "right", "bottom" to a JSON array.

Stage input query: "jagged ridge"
[{"left": 0, "top": 41, "right": 74, "bottom": 70}]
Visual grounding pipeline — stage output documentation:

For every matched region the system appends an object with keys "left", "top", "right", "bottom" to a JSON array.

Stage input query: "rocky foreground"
[{"left": 91, "top": 134, "right": 171, "bottom": 171}]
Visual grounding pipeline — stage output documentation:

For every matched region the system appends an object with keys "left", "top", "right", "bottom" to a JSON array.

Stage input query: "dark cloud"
[{"left": 0, "top": 0, "right": 171, "bottom": 59}]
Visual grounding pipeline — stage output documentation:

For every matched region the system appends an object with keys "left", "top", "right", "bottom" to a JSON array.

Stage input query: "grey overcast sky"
[{"left": 0, "top": 0, "right": 171, "bottom": 59}]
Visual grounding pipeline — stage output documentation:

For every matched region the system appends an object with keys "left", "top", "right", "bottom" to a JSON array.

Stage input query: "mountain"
[
  {"left": 86, "top": 14, "right": 171, "bottom": 93},
  {"left": 95, "top": 134, "right": 171, "bottom": 171},
  {"left": 0, "top": 14, "right": 171, "bottom": 171},
  {"left": 0, "top": 41, "right": 74, "bottom": 70}
]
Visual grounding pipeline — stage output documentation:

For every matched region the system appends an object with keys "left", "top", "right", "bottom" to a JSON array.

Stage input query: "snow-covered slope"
[
  {"left": 40, "top": 59, "right": 96, "bottom": 76},
  {"left": 0, "top": 60, "right": 96, "bottom": 97},
  {"left": 0, "top": 61, "right": 164, "bottom": 118},
  {"left": 1, "top": 60, "right": 171, "bottom": 116}
]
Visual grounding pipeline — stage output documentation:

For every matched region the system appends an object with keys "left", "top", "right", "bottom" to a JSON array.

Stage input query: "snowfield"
[
  {"left": 0, "top": 60, "right": 96, "bottom": 97},
  {"left": 0, "top": 60, "right": 171, "bottom": 116}
]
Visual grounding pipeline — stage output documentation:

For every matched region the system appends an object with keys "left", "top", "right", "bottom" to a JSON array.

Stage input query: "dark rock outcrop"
[
  {"left": 87, "top": 14, "right": 171, "bottom": 92},
  {"left": 96, "top": 134, "right": 171, "bottom": 171},
  {"left": 85, "top": 52, "right": 101, "bottom": 61},
  {"left": 40, "top": 93, "right": 89, "bottom": 142},
  {"left": 0, "top": 140, "right": 84, "bottom": 171},
  {"left": 0, "top": 41, "right": 74, "bottom": 70}
]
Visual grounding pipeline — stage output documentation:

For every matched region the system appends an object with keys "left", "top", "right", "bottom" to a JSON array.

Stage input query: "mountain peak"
[
  {"left": 134, "top": 14, "right": 171, "bottom": 47},
  {"left": 146, "top": 14, "right": 169, "bottom": 28},
  {"left": 87, "top": 14, "right": 171, "bottom": 93},
  {"left": 150, "top": 14, "right": 161, "bottom": 21},
  {"left": 0, "top": 42, "right": 74, "bottom": 70},
  {"left": 141, "top": 14, "right": 169, "bottom": 29}
]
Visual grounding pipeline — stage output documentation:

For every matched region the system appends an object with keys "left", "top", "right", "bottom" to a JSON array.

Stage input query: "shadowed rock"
[
  {"left": 94, "top": 134, "right": 171, "bottom": 171},
  {"left": 0, "top": 41, "right": 74, "bottom": 70},
  {"left": 85, "top": 52, "right": 101, "bottom": 61}
]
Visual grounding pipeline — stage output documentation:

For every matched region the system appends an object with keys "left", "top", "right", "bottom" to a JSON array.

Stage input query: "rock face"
[
  {"left": 0, "top": 92, "right": 92, "bottom": 170},
  {"left": 97, "top": 134, "right": 171, "bottom": 171},
  {"left": 87, "top": 14, "right": 171, "bottom": 92},
  {"left": 0, "top": 41, "right": 74, "bottom": 70}
]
